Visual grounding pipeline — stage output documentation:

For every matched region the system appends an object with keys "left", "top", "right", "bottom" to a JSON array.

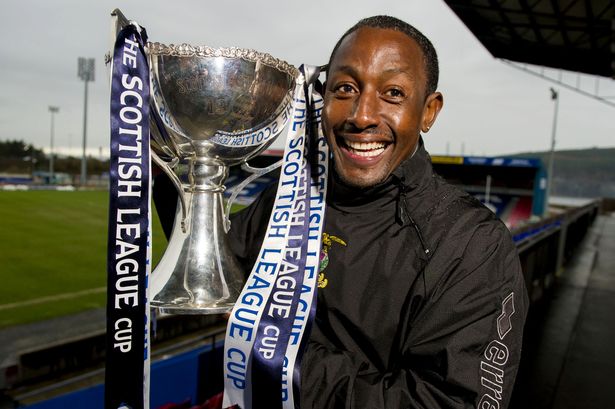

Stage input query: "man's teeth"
[{"left": 345, "top": 140, "right": 386, "bottom": 157}]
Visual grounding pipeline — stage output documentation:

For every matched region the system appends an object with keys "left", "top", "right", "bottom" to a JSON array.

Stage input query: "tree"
[
  {"left": 0, "top": 139, "right": 46, "bottom": 173},
  {"left": 0, "top": 139, "right": 44, "bottom": 160}
]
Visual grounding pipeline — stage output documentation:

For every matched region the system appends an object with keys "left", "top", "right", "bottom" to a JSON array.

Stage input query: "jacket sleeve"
[
  {"left": 227, "top": 184, "right": 276, "bottom": 276},
  {"left": 300, "top": 219, "right": 529, "bottom": 409}
]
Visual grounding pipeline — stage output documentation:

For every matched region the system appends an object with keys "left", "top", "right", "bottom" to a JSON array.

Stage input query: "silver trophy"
[{"left": 111, "top": 10, "right": 297, "bottom": 314}]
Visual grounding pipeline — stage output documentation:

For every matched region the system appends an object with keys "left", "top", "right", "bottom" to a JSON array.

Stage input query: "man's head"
[{"left": 323, "top": 16, "right": 444, "bottom": 188}]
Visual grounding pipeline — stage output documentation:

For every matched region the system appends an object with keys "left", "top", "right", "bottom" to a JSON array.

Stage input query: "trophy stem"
[{"left": 151, "top": 160, "right": 245, "bottom": 314}]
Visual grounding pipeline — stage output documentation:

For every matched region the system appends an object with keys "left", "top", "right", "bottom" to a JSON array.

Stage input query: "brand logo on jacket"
[
  {"left": 497, "top": 292, "right": 515, "bottom": 339},
  {"left": 478, "top": 292, "right": 516, "bottom": 409},
  {"left": 318, "top": 233, "right": 347, "bottom": 288}
]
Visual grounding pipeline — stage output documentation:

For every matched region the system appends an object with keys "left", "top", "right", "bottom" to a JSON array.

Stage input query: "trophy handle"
[
  {"left": 151, "top": 150, "right": 190, "bottom": 233},
  {"left": 223, "top": 159, "right": 283, "bottom": 232}
]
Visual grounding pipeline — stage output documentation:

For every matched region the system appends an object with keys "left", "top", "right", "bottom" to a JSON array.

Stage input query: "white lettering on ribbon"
[
  {"left": 108, "top": 24, "right": 152, "bottom": 409},
  {"left": 223, "top": 68, "right": 327, "bottom": 409},
  {"left": 282, "top": 91, "right": 327, "bottom": 408}
]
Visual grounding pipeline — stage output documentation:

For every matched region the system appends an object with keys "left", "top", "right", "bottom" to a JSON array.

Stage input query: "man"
[{"left": 227, "top": 15, "right": 528, "bottom": 409}]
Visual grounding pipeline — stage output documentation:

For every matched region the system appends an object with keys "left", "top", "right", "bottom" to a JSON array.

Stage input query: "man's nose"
[{"left": 348, "top": 90, "right": 379, "bottom": 129}]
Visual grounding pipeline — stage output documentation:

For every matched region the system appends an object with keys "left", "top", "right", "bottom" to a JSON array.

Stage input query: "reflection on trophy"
[{"left": 146, "top": 39, "right": 298, "bottom": 314}]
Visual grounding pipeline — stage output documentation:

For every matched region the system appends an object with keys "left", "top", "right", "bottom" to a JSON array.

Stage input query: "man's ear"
[{"left": 421, "top": 92, "right": 443, "bottom": 133}]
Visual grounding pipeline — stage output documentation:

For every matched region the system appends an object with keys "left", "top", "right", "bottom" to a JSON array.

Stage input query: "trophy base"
[{"left": 152, "top": 301, "right": 234, "bottom": 315}]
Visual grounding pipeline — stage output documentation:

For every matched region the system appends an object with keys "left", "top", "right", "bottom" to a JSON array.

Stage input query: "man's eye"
[
  {"left": 334, "top": 84, "right": 355, "bottom": 94},
  {"left": 385, "top": 88, "right": 405, "bottom": 98}
]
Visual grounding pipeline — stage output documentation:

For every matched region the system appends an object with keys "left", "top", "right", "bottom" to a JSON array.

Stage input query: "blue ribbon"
[
  {"left": 250, "top": 161, "right": 311, "bottom": 406},
  {"left": 106, "top": 23, "right": 151, "bottom": 409},
  {"left": 291, "top": 82, "right": 325, "bottom": 402},
  {"left": 223, "top": 65, "right": 328, "bottom": 409}
]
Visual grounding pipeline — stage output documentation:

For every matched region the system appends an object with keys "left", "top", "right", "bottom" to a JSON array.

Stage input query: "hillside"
[{"left": 511, "top": 147, "right": 615, "bottom": 198}]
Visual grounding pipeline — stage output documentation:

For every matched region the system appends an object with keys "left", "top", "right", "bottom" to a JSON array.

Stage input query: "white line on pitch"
[{"left": 0, "top": 287, "right": 106, "bottom": 311}]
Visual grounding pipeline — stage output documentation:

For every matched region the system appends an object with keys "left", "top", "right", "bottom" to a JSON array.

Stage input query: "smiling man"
[
  {"left": 323, "top": 22, "right": 442, "bottom": 189},
  {"left": 228, "top": 15, "right": 529, "bottom": 409}
]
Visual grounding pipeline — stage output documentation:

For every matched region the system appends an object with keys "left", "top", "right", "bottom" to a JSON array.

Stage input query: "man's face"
[{"left": 323, "top": 27, "right": 443, "bottom": 188}]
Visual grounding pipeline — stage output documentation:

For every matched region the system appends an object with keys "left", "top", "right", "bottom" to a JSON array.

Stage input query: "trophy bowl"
[{"left": 148, "top": 42, "right": 298, "bottom": 314}]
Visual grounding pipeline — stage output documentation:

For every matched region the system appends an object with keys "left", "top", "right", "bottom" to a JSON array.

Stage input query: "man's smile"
[{"left": 340, "top": 139, "right": 389, "bottom": 158}]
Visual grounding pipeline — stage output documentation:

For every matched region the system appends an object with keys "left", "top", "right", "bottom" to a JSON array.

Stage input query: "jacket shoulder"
[
  {"left": 418, "top": 176, "right": 520, "bottom": 286},
  {"left": 420, "top": 175, "right": 502, "bottom": 252}
]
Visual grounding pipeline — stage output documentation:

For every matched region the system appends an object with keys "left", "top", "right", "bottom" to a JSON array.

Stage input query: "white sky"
[{"left": 0, "top": 0, "right": 613, "bottom": 159}]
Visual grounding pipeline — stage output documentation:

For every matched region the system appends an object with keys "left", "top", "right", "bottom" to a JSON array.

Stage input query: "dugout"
[{"left": 431, "top": 155, "right": 547, "bottom": 229}]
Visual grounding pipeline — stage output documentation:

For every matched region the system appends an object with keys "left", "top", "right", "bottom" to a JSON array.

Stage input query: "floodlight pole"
[
  {"left": 78, "top": 57, "right": 95, "bottom": 186},
  {"left": 48, "top": 106, "right": 59, "bottom": 184},
  {"left": 545, "top": 87, "right": 559, "bottom": 216}
]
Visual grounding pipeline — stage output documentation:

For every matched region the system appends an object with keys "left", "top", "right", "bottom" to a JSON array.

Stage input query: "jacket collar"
[
  {"left": 390, "top": 136, "right": 433, "bottom": 195},
  {"left": 327, "top": 168, "right": 399, "bottom": 211}
]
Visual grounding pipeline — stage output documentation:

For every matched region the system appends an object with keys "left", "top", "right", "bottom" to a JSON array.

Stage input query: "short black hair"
[{"left": 327, "top": 15, "right": 439, "bottom": 96}]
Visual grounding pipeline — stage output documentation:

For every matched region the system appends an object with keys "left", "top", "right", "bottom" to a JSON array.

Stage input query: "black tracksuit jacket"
[{"left": 228, "top": 140, "right": 529, "bottom": 409}]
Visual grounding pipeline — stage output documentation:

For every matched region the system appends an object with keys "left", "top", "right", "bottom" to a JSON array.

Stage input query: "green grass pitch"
[{"left": 0, "top": 190, "right": 171, "bottom": 329}]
